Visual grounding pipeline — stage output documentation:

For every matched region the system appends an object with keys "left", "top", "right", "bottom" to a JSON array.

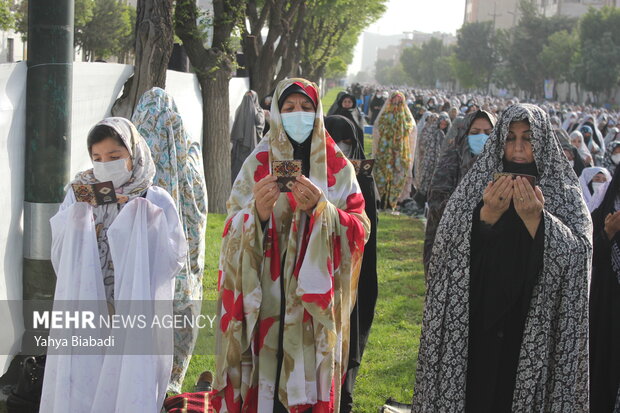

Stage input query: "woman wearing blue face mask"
[
  {"left": 423, "top": 110, "right": 496, "bottom": 276},
  {"left": 214, "top": 78, "right": 370, "bottom": 413}
]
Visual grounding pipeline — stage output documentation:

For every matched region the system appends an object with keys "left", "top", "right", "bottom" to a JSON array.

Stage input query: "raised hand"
[
  {"left": 604, "top": 210, "right": 620, "bottom": 240},
  {"left": 480, "top": 176, "right": 514, "bottom": 226},
  {"left": 253, "top": 175, "right": 280, "bottom": 222},
  {"left": 513, "top": 176, "right": 544, "bottom": 238},
  {"left": 291, "top": 175, "right": 322, "bottom": 216}
]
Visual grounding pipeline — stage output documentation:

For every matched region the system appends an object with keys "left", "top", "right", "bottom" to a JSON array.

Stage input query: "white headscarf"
[
  {"left": 562, "top": 111, "right": 578, "bottom": 131},
  {"left": 579, "top": 166, "right": 612, "bottom": 212},
  {"left": 570, "top": 130, "right": 593, "bottom": 165},
  {"left": 70, "top": 117, "right": 156, "bottom": 302}
]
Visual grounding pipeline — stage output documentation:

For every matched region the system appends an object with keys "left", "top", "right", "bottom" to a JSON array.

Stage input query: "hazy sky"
[
  {"left": 368, "top": 0, "right": 466, "bottom": 35},
  {"left": 349, "top": 0, "right": 467, "bottom": 74}
]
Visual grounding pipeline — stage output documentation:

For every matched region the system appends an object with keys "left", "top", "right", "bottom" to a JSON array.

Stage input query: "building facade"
[
  {"left": 0, "top": 29, "right": 25, "bottom": 63},
  {"left": 465, "top": 0, "right": 614, "bottom": 30}
]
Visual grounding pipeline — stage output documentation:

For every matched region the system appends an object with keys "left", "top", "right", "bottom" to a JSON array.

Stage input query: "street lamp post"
[{"left": 22, "top": 0, "right": 74, "bottom": 346}]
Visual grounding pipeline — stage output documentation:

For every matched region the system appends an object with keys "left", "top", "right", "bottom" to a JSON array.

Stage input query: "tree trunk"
[
  {"left": 111, "top": 0, "right": 174, "bottom": 119},
  {"left": 198, "top": 69, "right": 232, "bottom": 213},
  {"left": 252, "top": 40, "right": 278, "bottom": 99},
  {"left": 274, "top": 2, "right": 305, "bottom": 85},
  {"left": 243, "top": 34, "right": 277, "bottom": 99},
  {"left": 175, "top": 0, "right": 241, "bottom": 213},
  {"left": 243, "top": 0, "right": 303, "bottom": 99}
]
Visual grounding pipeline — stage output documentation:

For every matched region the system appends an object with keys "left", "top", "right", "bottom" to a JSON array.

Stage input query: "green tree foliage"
[
  {"left": 398, "top": 37, "right": 452, "bottom": 88},
  {"left": 576, "top": 6, "right": 620, "bottom": 98},
  {"left": 12, "top": 0, "right": 129, "bottom": 62},
  {"left": 74, "top": 0, "right": 95, "bottom": 48},
  {"left": 299, "top": 0, "right": 386, "bottom": 81},
  {"left": 454, "top": 21, "right": 496, "bottom": 90},
  {"left": 375, "top": 58, "right": 411, "bottom": 85},
  {"left": 324, "top": 56, "right": 348, "bottom": 79},
  {"left": 499, "top": 0, "right": 575, "bottom": 97},
  {"left": 376, "top": 0, "right": 620, "bottom": 100},
  {"left": 241, "top": 0, "right": 386, "bottom": 96},
  {"left": 0, "top": 0, "right": 14, "bottom": 31},
  {"left": 449, "top": 55, "right": 474, "bottom": 89},
  {"left": 81, "top": 0, "right": 134, "bottom": 61},
  {"left": 539, "top": 30, "right": 578, "bottom": 84},
  {"left": 12, "top": 0, "right": 27, "bottom": 38},
  {"left": 14, "top": 0, "right": 95, "bottom": 42}
]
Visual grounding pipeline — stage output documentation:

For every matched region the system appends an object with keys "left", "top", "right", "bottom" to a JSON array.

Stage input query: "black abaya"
[
  {"left": 323, "top": 115, "right": 378, "bottom": 413},
  {"left": 590, "top": 203, "right": 620, "bottom": 413},
  {"left": 466, "top": 160, "right": 545, "bottom": 413}
]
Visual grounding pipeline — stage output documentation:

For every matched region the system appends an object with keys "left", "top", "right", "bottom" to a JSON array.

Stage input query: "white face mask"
[
  {"left": 592, "top": 182, "right": 605, "bottom": 193},
  {"left": 281, "top": 111, "right": 315, "bottom": 144},
  {"left": 93, "top": 158, "right": 132, "bottom": 188},
  {"left": 612, "top": 153, "right": 620, "bottom": 165},
  {"left": 337, "top": 142, "right": 353, "bottom": 158}
]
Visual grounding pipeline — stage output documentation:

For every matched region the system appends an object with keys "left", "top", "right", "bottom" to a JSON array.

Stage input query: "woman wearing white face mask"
[
  {"left": 41, "top": 117, "right": 187, "bottom": 413},
  {"left": 579, "top": 166, "right": 612, "bottom": 212}
]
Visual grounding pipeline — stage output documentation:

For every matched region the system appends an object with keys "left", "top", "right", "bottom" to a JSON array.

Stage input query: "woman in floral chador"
[
  {"left": 372, "top": 91, "right": 416, "bottom": 209},
  {"left": 132, "top": 87, "right": 208, "bottom": 395},
  {"left": 212, "top": 78, "right": 370, "bottom": 412}
]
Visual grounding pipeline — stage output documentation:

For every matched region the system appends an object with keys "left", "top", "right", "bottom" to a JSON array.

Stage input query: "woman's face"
[
  {"left": 504, "top": 120, "right": 534, "bottom": 164},
  {"left": 468, "top": 117, "right": 493, "bottom": 136},
  {"left": 342, "top": 98, "right": 354, "bottom": 109},
  {"left": 571, "top": 136, "right": 582, "bottom": 148},
  {"left": 91, "top": 137, "right": 133, "bottom": 170},
  {"left": 592, "top": 172, "right": 607, "bottom": 183},
  {"left": 391, "top": 95, "right": 403, "bottom": 105},
  {"left": 613, "top": 146, "right": 620, "bottom": 155},
  {"left": 280, "top": 93, "right": 315, "bottom": 113},
  {"left": 439, "top": 119, "right": 448, "bottom": 129}
]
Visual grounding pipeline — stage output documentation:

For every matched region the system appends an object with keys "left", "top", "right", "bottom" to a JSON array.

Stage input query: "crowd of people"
[
  {"left": 30, "top": 76, "right": 620, "bottom": 413},
  {"left": 335, "top": 83, "right": 619, "bottom": 413},
  {"left": 225, "top": 80, "right": 620, "bottom": 412}
]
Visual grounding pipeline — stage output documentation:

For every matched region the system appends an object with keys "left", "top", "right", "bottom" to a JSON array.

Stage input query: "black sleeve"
[{"left": 592, "top": 208, "right": 612, "bottom": 267}]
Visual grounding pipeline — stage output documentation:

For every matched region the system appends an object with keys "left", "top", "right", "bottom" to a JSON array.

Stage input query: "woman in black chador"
[
  {"left": 324, "top": 115, "right": 377, "bottom": 413},
  {"left": 590, "top": 162, "right": 620, "bottom": 413},
  {"left": 413, "top": 104, "right": 592, "bottom": 413}
]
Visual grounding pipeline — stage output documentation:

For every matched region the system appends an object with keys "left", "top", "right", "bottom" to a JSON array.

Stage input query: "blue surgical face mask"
[
  {"left": 468, "top": 133, "right": 490, "bottom": 155},
  {"left": 281, "top": 111, "right": 315, "bottom": 144}
]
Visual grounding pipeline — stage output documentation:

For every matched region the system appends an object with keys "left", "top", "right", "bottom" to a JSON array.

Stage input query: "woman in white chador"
[{"left": 40, "top": 117, "right": 187, "bottom": 413}]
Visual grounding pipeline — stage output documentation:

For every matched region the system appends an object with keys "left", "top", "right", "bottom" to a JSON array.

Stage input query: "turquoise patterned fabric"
[{"left": 132, "top": 87, "right": 208, "bottom": 394}]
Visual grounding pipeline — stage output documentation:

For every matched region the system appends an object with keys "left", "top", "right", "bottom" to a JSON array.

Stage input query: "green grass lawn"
[
  {"left": 183, "top": 212, "right": 426, "bottom": 412},
  {"left": 322, "top": 87, "right": 345, "bottom": 112}
]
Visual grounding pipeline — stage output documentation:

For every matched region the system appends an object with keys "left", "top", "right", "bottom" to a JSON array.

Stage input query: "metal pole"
[{"left": 22, "top": 0, "right": 74, "bottom": 347}]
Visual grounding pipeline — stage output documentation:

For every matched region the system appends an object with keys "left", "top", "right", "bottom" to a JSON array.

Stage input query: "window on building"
[{"left": 7, "top": 38, "right": 14, "bottom": 63}]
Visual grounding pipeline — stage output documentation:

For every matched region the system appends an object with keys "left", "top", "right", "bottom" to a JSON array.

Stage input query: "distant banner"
[{"left": 544, "top": 79, "right": 555, "bottom": 100}]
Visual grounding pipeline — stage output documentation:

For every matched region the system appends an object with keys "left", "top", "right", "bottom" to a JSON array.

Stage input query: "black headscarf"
[
  {"left": 324, "top": 114, "right": 377, "bottom": 412},
  {"left": 327, "top": 91, "right": 347, "bottom": 116},
  {"left": 324, "top": 115, "right": 364, "bottom": 154},
  {"left": 333, "top": 93, "right": 364, "bottom": 142}
]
